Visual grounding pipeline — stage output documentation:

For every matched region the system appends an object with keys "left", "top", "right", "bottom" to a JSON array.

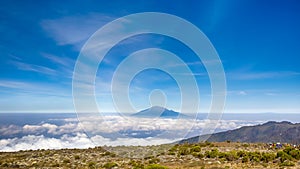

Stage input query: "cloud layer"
[{"left": 0, "top": 114, "right": 262, "bottom": 152}]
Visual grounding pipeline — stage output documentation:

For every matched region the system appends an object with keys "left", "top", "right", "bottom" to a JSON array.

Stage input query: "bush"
[
  {"left": 190, "top": 146, "right": 201, "bottom": 152},
  {"left": 178, "top": 147, "right": 190, "bottom": 156},
  {"left": 252, "top": 156, "right": 260, "bottom": 163},
  {"left": 63, "top": 158, "right": 70, "bottom": 163},
  {"left": 248, "top": 151, "right": 262, "bottom": 162},
  {"left": 237, "top": 150, "right": 247, "bottom": 157},
  {"left": 279, "top": 160, "right": 295, "bottom": 167},
  {"left": 218, "top": 152, "right": 227, "bottom": 159},
  {"left": 169, "top": 146, "right": 177, "bottom": 152},
  {"left": 277, "top": 151, "right": 292, "bottom": 163},
  {"left": 289, "top": 149, "right": 300, "bottom": 160},
  {"left": 242, "top": 156, "right": 249, "bottom": 163},
  {"left": 145, "top": 164, "right": 168, "bottom": 169},
  {"left": 192, "top": 152, "right": 204, "bottom": 158},
  {"left": 225, "top": 151, "right": 238, "bottom": 161},
  {"left": 148, "top": 158, "right": 160, "bottom": 164},
  {"left": 88, "top": 161, "right": 97, "bottom": 169},
  {"left": 242, "top": 143, "right": 249, "bottom": 148},
  {"left": 283, "top": 146, "right": 293, "bottom": 154},
  {"left": 51, "top": 163, "right": 59, "bottom": 167},
  {"left": 74, "top": 155, "right": 80, "bottom": 160},
  {"left": 129, "top": 160, "right": 144, "bottom": 169},
  {"left": 103, "top": 162, "right": 118, "bottom": 169},
  {"left": 261, "top": 152, "right": 276, "bottom": 163},
  {"left": 167, "top": 151, "right": 175, "bottom": 155},
  {"left": 205, "top": 149, "right": 219, "bottom": 158}
]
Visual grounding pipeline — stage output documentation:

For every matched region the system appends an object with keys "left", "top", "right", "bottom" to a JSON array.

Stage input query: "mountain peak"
[
  {"left": 132, "top": 106, "right": 183, "bottom": 118},
  {"left": 148, "top": 106, "right": 167, "bottom": 110}
]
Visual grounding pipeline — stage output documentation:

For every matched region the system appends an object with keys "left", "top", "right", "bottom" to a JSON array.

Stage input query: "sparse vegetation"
[{"left": 1, "top": 142, "right": 300, "bottom": 168}]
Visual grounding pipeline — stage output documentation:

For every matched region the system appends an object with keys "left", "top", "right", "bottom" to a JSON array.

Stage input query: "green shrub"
[
  {"left": 88, "top": 161, "right": 96, "bottom": 169},
  {"left": 237, "top": 150, "right": 247, "bottom": 157},
  {"left": 279, "top": 160, "right": 295, "bottom": 167},
  {"left": 145, "top": 164, "right": 168, "bottom": 169},
  {"left": 248, "top": 151, "right": 262, "bottom": 162},
  {"left": 178, "top": 147, "right": 190, "bottom": 156},
  {"left": 51, "top": 163, "right": 59, "bottom": 167},
  {"left": 225, "top": 151, "right": 238, "bottom": 161},
  {"left": 283, "top": 146, "right": 293, "bottom": 154},
  {"left": 169, "top": 146, "right": 177, "bottom": 152},
  {"left": 277, "top": 151, "right": 292, "bottom": 163},
  {"left": 63, "top": 158, "right": 70, "bottom": 163},
  {"left": 242, "top": 143, "right": 249, "bottom": 148},
  {"left": 261, "top": 152, "right": 275, "bottom": 163},
  {"left": 148, "top": 158, "right": 160, "bottom": 164},
  {"left": 252, "top": 156, "right": 260, "bottom": 162},
  {"left": 129, "top": 160, "right": 144, "bottom": 169},
  {"left": 103, "top": 162, "right": 118, "bottom": 169},
  {"left": 74, "top": 155, "right": 80, "bottom": 160},
  {"left": 205, "top": 149, "right": 219, "bottom": 158},
  {"left": 289, "top": 149, "right": 300, "bottom": 160},
  {"left": 192, "top": 152, "right": 204, "bottom": 158},
  {"left": 242, "top": 156, "right": 249, "bottom": 163},
  {"left": 167, "top": 151, "right": 175, "bottom": 155},
  {"left": 190, "top": 146, "right": 201, "bottom": 152},
  {"left": 218, "top": 152, "right": 227, "bottom": 159}
]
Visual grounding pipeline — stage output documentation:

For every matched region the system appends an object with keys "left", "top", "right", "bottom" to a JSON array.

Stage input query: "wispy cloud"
[
  {"left": 228, "top": 71, "right": 300, "bottom": 80},
  {"left": 0, "top": 91, "right": 73, "bottom": 113},
  {"left": 9, "top": 60, "right": 57, "bottom": 76},
  {"left": 237, "top": 91, "right": 247, "bottom": 95},
  {"left": 42, "top": 53, "right": 74, "bottom": 67},
  {"left": 0, "top": 80, "right": 70, "bottom": 97},
  {"left": 167, "top": 60, "right": 221, "bottom": 68},
  {"left": 40, "top": 13, "right": 114, "bottom": 49},
  {"left": 41, "top": 53, "right": 75, "bottom": 78}
]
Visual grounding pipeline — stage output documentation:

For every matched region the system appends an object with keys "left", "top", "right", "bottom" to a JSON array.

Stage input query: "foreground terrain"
[{"left": 1, "top": 142, "right": 300, "bottom": 169}]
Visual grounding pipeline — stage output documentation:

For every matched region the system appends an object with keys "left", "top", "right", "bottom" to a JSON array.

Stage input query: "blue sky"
[{"left": 0, "top": 0, "right": 299, "bottom": 113}]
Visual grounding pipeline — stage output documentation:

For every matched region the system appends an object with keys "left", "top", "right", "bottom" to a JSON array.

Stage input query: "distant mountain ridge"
[
  {"left": 180, "top": 121, "right": 300, "bottom": 144},
  {"left": 132, "top": 106, "right": 187, "bottom": 118}
]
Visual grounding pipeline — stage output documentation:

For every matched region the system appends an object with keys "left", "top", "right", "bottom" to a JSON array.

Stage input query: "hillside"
[{"left": 181, "top": 121, "right": 300, "bottom": 144}]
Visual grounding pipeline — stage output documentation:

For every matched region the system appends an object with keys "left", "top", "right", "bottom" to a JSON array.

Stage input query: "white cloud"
[
  {"left": 238, "top": 91, "right": 247, "bottom": 95},
  {"left": 0, "top": 133, "right": 176, "bottom": 152},
  {"left": 21, "top": 123, "right": 82, "bottom": 135},
  {"left": 0, "top": 125, "right": 22, "bottom": 136},
  {"left": 4, "top": 115, "right": 259, "bottom": 137},
  {"left": 0, "top": 116, "right": 263, "bottom": 151},
  {"left": 0, "top": 133, "right": 94, "bottom": 152}
]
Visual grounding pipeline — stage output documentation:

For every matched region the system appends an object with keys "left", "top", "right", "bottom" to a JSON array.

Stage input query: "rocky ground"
[{"left": 1, "top": 142, "right": 300, "bottom": 169}]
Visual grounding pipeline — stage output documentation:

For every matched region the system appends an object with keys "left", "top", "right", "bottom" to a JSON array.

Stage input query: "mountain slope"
[{"left": 180, "top": 121, "right": 300, "bottom": 144}]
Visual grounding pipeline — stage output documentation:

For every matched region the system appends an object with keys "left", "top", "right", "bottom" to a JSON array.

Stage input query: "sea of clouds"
[{"left": 0, "top": 115, "right": 262, "bottom": 152}]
